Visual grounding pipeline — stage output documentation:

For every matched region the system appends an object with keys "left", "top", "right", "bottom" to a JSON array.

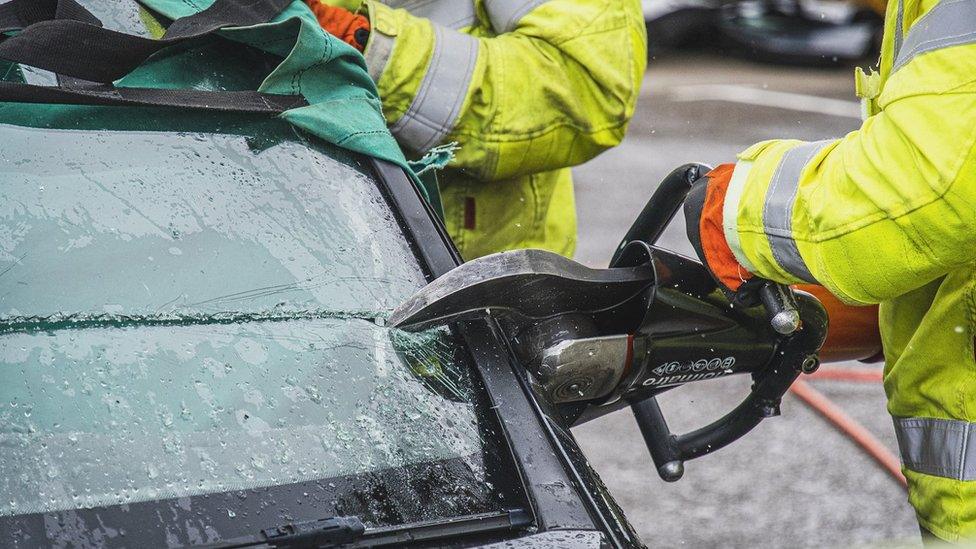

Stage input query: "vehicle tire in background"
[
  {"left": 716, "top": 0, "right": 882, "bottom": 66},
  {"left": 643, "top": 0, "right": 882, "bottom": 66},
  {"left": 645, "top": 6, "right": 717, "bottom": 56}
]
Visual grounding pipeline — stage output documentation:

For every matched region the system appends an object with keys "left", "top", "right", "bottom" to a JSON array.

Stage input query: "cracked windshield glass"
[{"left": 0, "top": 119, "right": 517, "bottom": 527}]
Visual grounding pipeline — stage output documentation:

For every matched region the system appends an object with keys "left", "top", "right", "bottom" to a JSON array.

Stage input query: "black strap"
[
  {"left": 0, "top": 0, "right": 99, "bottom": 33},
  {"left": 0, "top": 0, "right": 293, "bottom": 83},
  {"left": 0, "top": 81, "right": 308, "bottom": 113},
  {"left": 0, "top": 0, "right": 308, "bottom": 114}
]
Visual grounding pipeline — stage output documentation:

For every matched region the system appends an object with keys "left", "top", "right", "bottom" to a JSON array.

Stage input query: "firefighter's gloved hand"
[
  {"left": 305, "top": 1, "right": 370, "bottom": 52},
  {"left": 684, "top": 163, "right": 763, "bottom": 307}
]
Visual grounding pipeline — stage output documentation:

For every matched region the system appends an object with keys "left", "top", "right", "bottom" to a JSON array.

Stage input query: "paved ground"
[{"left": 570, "top": 52, "right": 920, "bottom": 548}]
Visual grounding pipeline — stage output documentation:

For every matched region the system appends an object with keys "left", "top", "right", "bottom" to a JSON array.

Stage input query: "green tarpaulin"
[{"left": 0, "top": 0, "right": 443, "bottom": 213}]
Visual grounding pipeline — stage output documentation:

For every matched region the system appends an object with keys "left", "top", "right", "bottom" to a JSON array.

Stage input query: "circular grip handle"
[
  {"left": 629, "top": 291, "right": 828, "bottom": 481},
  {"left": 610, "top": 163, "right": 712, "bottom": 267}
]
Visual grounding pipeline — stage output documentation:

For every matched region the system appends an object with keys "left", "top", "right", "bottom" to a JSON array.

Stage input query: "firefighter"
[
  {"left": 684, "top": 0, "right": 976, "bottom": 540},
  {"left": 305, "top": 0, "right": 646, "bottom": 259}
]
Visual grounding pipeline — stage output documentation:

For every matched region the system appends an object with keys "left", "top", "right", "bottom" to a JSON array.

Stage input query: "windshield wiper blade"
[
  {"left": 217, "top": 508, "right": 532, "bottom": 548},
  {"left": 262, "top": 515, "right": 365, "bottom": 547},
  {"left": 346, "top": 508, "right": 531, "bottom": 548}
]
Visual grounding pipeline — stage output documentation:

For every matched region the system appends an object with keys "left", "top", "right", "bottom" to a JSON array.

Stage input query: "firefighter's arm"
[
  {"left": 723, "top": 82, "right": 976, "bottom": 305},
  {"left": 685, "top": 83, "right": 975, "bottom": 361},
  {"left": 362, "top": 0, "right": 646, "bottom": 181}
]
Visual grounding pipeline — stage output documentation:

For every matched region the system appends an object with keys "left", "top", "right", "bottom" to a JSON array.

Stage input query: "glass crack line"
[{"left": 0, "top": 309, "right": 391, "bottom": 335}]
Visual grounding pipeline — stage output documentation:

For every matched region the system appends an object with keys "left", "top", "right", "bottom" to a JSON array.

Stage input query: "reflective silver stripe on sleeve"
[
  {"left": 390, "top": 25, "right": 479, "bottom": 152},
  {"left": 722, "top": 161, "right": 760, "bottom": 274},
  {"left": 894, "top": 417, "right": 976, "bottom": 480},
  {"left": 892, "top": 0, "right": 976, "bottom": 72},
  {"left": 364, "top": 31, "right": 395, "bottom": 83},
  {"left": 894, "top": 0, "right": 905, "bottom": 58},
  {"left": 390, "top": 0, "right": 478, "bottom": 30},
  {"left": 761, "top": 141, "right": 832, "bottom": 283},
  {"left": 484, "top": 0, "right": 549, "bottom": 33}
]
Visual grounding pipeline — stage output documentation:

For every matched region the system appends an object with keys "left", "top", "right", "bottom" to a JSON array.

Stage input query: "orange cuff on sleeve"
[
  {"left": 700, "top": 164, "right": 752, "bottom": 291},
  {"left": 305, "top": 1, "right": 370, "bottom": 51}
]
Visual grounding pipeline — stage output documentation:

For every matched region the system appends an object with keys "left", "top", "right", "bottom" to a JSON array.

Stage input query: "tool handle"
[
  {"left": 610, "top": 163, "right": 711, "bottom": 266},
  {"left": 629, "top": 291, "right": 827, "bottom": 481},
  {"left": 630, "top": 397, "right": 684, "bottom": 482}
]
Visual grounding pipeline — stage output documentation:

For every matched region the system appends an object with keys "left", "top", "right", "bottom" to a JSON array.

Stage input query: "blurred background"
[{"left": 570, "top": 2, "right": 921, "bottom": 546}]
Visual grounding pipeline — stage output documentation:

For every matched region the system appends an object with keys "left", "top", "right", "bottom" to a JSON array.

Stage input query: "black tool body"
[
  {"left": 562, "top": 245, "right": 782, "bottom": 421},
  {"left": 389, "top": 163, "right": 827, "bottom": 482},
  {"left": 557, "top": 164, "right": 827, "bottom": 481}
]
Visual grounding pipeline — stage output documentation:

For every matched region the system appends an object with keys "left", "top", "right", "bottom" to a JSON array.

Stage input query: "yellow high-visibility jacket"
[
  {"left": 324, "top": 0, "right": 646, "bottom": 259},
  {"left": 723, "top": 0, "right": 976, "bottom": 539}
]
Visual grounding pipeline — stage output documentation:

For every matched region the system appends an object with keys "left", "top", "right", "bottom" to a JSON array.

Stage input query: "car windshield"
[{"left": 0, "top": 18, "right": 522, "bottom": 539}]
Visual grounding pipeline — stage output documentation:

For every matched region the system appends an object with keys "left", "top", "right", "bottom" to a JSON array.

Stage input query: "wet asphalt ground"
[{"left": 570, "top": 52, "right": 920, "bottom": 548}]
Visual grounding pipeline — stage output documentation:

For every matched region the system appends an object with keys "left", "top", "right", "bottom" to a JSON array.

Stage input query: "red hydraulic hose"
[
  {"left": 789, "top": 378, "right": 907, "bottom": 488},
  {"left": 807, "top": 366, "right": 883, "bottom": 383}
]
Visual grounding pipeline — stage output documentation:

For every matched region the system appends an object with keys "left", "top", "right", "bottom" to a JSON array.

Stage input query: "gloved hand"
[
  {"left": 683, "top": 163, "right": 759, "bottom": 305},
  {"left": 685, "top": 169, "right": 884, "bottom": 355},
  {"left": 305, "top": 1, "right": 370, "bottom": 52}
]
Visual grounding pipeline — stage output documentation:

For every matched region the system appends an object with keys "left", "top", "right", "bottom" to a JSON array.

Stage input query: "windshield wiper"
[
  {"left": 216, "top": 508, "right": 532, "bottom": 548},
  {"left": 261, "top": 515, "right": 365, "bottom": 547}
]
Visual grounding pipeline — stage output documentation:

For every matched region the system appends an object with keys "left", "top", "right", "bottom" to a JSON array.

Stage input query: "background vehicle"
[
  {"left": 643, "top": 0, "right": 882, "bottom": 64},
  {"left": 0, "top": 2, "right": 640, "bottom": 546}
]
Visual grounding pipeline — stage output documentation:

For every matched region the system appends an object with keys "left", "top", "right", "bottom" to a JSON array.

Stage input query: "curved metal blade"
[{"left": 390, "top": 249, "right": 654, "bottom": 331}]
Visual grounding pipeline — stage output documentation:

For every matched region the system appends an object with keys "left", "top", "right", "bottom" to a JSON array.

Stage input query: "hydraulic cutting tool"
[{"left": 390, "top": 164, "right": 828, "bottom": 481}]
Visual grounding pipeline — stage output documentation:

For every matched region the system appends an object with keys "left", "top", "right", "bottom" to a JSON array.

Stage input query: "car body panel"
[{"left": 0, "top": 1, "right": 644, "bottom": 545}]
